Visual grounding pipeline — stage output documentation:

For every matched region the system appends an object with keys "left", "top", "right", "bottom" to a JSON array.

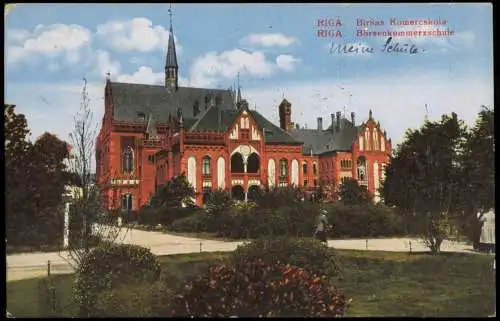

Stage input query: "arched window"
[
  {"left": 202, "top": 156, "right": 211, "bottom": 176},
  {"left": 313, "top": 162, "right": 318, "bottom": 175},
  {"left": 122, "top": 193, "right": 133, "bottom": 211},
  {"left": 123, "top": 146, "right": 134, "bottom": 173},
  {"left": 302, "top": 162, "right": 308, "bottom": 175},
  {"left": 279, "top": 159, "right": 288, "bottom": 178}
]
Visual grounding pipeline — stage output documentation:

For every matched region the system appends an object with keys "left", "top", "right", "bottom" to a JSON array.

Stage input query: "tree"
[
  {"left": 205, "top": 189, "right": 233, "bottom": 216},
  {"left": 458, "top": 106, "right": 495, "bottom": 248},
  {"left": 149, "top": 173, "right": 196, "bottom": 210},
  {"left": 338, "top": 178, "right": 373, "bottom": 205},
  {"left": 5, "top": 105, "right": 69, "bottom": 248},
  {"left": 63, "top": 80, "right": 128, "bottom": 317},
  {"left": 381, "top": 113, "right": 466, "bottom": 254},
  {"left": 5, "top": 104, "right": 35, "bottom": 246},
  {"left": 255, "top": 186, "right": 303, "bottom": 209}
]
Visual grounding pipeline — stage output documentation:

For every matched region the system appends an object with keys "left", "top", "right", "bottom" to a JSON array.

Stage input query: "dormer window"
[
  {"left": 204, "top": 95, "right": 210, "bottom": 110},
  {"left": 215, "top": 95, "right": 222, "bottom": 107},
  {"left": 137, "top": 112, "right": 146, "bottom": 122},
  {"left": 193, "top": 100, "right": 200, "bottom": 117}
]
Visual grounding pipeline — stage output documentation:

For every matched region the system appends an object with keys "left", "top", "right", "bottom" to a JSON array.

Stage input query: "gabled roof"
[
  {"left": 289, "top": 118, "right": 361, "bottom": 155},
  {"left": 108, "top": 81, "right": 235, "bottom": 122},
  {"left": 188, "top": 107, "right": 301, "bottom": 145}
]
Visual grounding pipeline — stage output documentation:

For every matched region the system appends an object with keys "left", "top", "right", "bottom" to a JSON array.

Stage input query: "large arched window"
[
  {"left": 312, "top": 161, "right": 318, "bottom": 175},
  {"left": 231, "top": 153, "right": 244, "bottom": 173},
  {"left": 202, "top": 156, "right": 211, "bottom": 176},
  {"left": 247, "top": 153, "right": 260, "bottom": 173},
  {"left": 279, "top": 158, "right": 288, "bottom": 179},
  {"left": 302, "top": 162, "right": 308, "bottom": 175},
  {"left": 123, "top": 146, "right": 134, "bottom": 173}
]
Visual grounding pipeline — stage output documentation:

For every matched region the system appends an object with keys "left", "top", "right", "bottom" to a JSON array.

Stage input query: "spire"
[
  {"left": 165, "top": 4, "right": 178, "bottom": 91},
  {"left": 236, "top": 71, "right": 242, "bottom": 104}
]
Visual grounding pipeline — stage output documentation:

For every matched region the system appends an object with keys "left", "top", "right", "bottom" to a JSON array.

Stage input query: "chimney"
[
  {"left": 331, "top": 114, "right": 335, "bottom": 133},
  {"left": 336, "top": 111, "right": 341, "bottom": 132},
  {"left": 351, "top": 112, "right": 355, "bottom": 126},
  {"left": 317, "top": 117, "right": 323, "bottom": 131}
]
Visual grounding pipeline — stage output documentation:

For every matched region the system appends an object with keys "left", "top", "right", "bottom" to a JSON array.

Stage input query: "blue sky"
[{"left": 5, "top": 3, "right": 494, "bottom": 148}]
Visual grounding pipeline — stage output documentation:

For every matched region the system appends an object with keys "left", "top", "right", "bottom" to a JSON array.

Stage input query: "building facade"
[{"left": 95, "top": 18, "right": 392, "bottom": 211}]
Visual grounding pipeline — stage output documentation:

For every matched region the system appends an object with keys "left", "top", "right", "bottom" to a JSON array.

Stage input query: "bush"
[
  {"left": 168, "top": 259, "right": 351, "bottom": 317},
  {"left": 93, "top": 281, "right": 171, "bottom": 317},
  {"left": 231, "top": 236, "right": 340, "bottom": 278},
  {"left": 138, "top": 206, "right": 196, "bottom": 227},
  {"left": 169, "top": 212, "right": 207, "bottom": 233},
  {"left": 73, "top": 243, "right": 161, "bottom": 317}
]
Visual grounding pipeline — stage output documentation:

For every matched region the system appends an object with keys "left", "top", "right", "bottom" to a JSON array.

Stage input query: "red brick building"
[{"left": 95, "top": 19, "right": 392, "bottom": 210}]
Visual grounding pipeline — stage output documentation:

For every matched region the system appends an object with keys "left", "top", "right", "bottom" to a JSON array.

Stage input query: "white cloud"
[
  {"left": 117, "top": 66, "right": 163, "bottom": 85},
  {"left": 188, "top": 49, "right": 275, "bottom": 87},
  {"left": 96, "top": 17, "right": 181, "bottom": 53},
  {"left": 6, "top": 24, "right": 92, "bottom": 64},
  {"left": 243, "top": 33, "right": 299, "bottom": 47},
  {"left": 276, "top": 54, "right": 301, "bottom": 72},
  {"left": 92, "top": 50, "right": 122, "bottom": 79},
  {"left": 244, "top": 71, "right": 493, "bottom": 146}
]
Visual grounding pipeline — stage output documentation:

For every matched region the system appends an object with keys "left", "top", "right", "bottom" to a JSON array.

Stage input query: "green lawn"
[{"left": 7, "top": 250, "right": 495, "bottom": 317}]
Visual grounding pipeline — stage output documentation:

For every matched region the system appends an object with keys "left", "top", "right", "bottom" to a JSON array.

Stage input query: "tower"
[
  {"left": 165, "top": 5, "right": 178, "bottom": 91},
  {"left": 278, "top": 98, "right": 292, "bottom": 132}
]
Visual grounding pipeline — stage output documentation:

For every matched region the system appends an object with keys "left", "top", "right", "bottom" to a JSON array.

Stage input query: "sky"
[{"left": 5, "top": 3, "right": 494, "bottom": 149}]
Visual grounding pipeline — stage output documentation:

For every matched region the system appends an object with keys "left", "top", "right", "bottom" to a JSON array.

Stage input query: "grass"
[
  {"left": 7, "top": 250, "right": 495, "bottom": 317},
  {"left": 7, "top": 244, "right": 62, "bottom": 255}
]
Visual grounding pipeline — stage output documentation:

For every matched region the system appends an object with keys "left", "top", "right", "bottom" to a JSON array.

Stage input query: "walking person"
[{"left": 314, "top": 208, "right": 330, "bottom": 245}]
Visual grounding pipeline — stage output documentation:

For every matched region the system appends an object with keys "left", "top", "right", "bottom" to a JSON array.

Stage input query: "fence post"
[
  {"left": 409, "top": 241, "right": 412, "bottom": 254},
  {"left": 200, "top": 241, "right": 203, "bottom": 253},
  {"left": 365, "top": 239, "right": 368, "bottom": 250},
  {"left": 47, "top": 260, "right": 51, "bottom": 278}
]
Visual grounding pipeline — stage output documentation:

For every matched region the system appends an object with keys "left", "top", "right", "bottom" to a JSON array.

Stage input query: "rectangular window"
[
  {"left": 313, "top": 179, "right": 318, "bottom": 187},
  {"left": 303, "top": 180, "right": 308, "bottom": 187},
  {"left": 313, "top": 163, "right": 318, "bottom": 175},
  {"left": 302, "top": 163, "right": 307, "bottom": 175},
  {"left": 122, "top": 194, "right": 133, "bottom": 211}
]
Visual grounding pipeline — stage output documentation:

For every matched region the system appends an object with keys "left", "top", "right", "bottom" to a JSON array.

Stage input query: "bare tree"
[{"left": 60, "top": 78, "right": 130, "bottom": 270}]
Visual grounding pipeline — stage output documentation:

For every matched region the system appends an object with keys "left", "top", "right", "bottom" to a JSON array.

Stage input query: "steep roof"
[
  {"left": 188, "top": 107, "right": 301, "bottom": 145},
  {"left": 289, "top": 118, "right": 361, "bottom": 155},
  {"left": 108, "top": 82, "right": 235, "bottom": 122}
]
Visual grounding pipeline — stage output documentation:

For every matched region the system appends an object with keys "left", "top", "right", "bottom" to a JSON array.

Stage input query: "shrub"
[
  {"left": 93, "top": 281, "right": 171, "bottom": 317},
  {"left": 169, "top": 212, "right": 207, "bottom": 233},
  {"left": 168, "top": 259, "right": 351, "bottom": 317},
  {"left": 231, "top": 236, "right": 340, "bottom": 278},
  {"left": 73, "top": 244, "right": 161, "bottom": 317},
  {"left": 138, "top": 206, "right": 196, "bottom": 227},
  {"left": 254, "top": 186, "right": 304, "bottom": 209}
]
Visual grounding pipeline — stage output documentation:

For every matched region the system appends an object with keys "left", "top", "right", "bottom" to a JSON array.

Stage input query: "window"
[
  {"left": 279, "top": 159, "right": 288, "bottom": 178},
  {"left": 122, "top": 194, "right": 133, "bottom": 211},
  {"left": 137, "top": 112, "right": 146, "bottom": 121},
  {"left": 204, "top": 95, "right": 210, "bottom": 110},
  {"left": 302, "top": 162, "right": 308, "bottom": 175},
  {"left": 303, "top": 180, "right": 308, "bottom": 187},
  {"left": 373, "top": 129, "right": 379, "bottom": 150},
  {"left": 215, "top": 95, "right": 222, "bottom": 107},
  {"left": 365, "top": 128, "right": 371, "bottom": 151},
  {"left": 313, "top": 162, "right": 318, "bottom": 175},
  {"left": 202, "top": 156, "right": 211, "bottom": 175},
  {"left": 313, "top": 179, "right": 318, "bottom": 187},
  {"left": 341, "top": 160, "right": 352, "bottom": 169},
  {"left": 193, "top": 100, "right": 200, "bottom": 117},
  {"left": 148, "top": 154, "right": 155, "bottom": 164},
  {"left": 122, "top": 146, "right": 134, "bottom": 173}
]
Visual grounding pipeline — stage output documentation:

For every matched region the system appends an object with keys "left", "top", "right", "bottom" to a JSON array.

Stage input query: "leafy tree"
[
  {"left": 255, "top": 186, "right": 303, "bottom": 209},
  {"left": 149, "top": 173, "right": 196, "bottom": 210},
  {"left": 5, "top": 105, "right": 70, "bottom": 247},
  {"left": 458, "top": 106, "right": 495, "bottom": 248},
  {"left": 205, "top": 189, "right": 233, "bottom": 216},
  {"left": 338, "top": 178, "right": 373, "bottom": 205},
  {"left": 381, "top": 113, "right": 467, "bottom": 254}
]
